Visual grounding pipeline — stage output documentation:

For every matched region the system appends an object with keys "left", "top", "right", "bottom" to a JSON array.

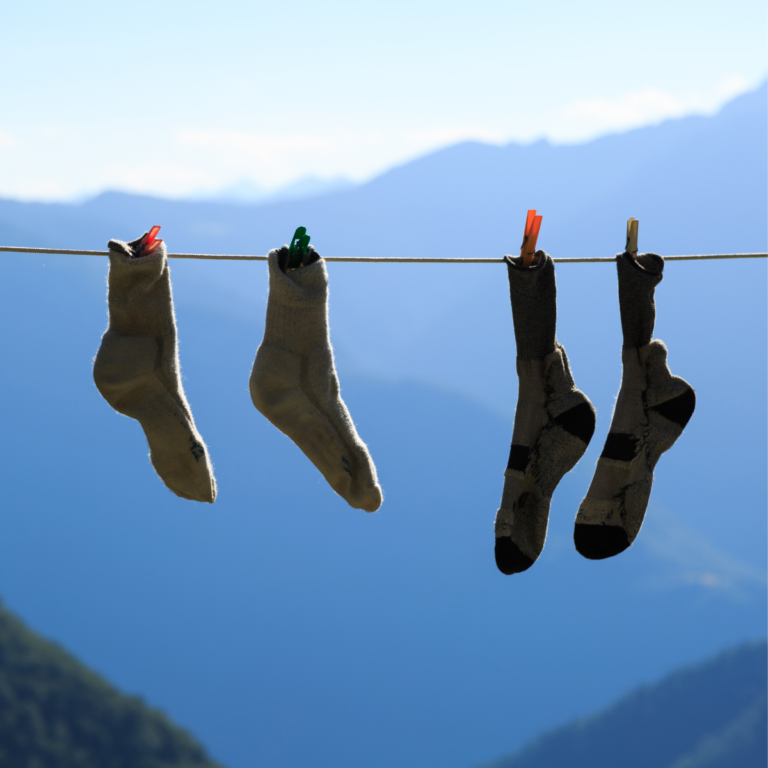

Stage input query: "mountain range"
[
  {"left": 480, "top": 641, "right": 767, "bottom": 768},
  {"left": 0, "top": 83, "right": 764, "bottom": 768},
  {"left": 0, "top": 590, "right": 762, "bottom": 768}
]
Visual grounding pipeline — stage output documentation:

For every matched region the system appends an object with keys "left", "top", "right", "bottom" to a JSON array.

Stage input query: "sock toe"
[
  {"left": 574, "top": 524, "right": 630, "bottom": 560},
  {"left": 495, "top": 538, "right": 535, "bottom": 575}
]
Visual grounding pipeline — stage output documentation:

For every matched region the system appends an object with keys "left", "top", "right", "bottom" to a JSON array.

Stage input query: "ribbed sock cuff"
[
  {"left": 268, "top": 247, "right": 328, "bottom": 309},
  {"left": 617, "top": 252, "right": 664, "bottom": 349},
  {"left": 505, "top": 250, "right": 558, "bottom": 360},
  {"left": 107, "top": 236, "right": 167, "bottom": 286}
]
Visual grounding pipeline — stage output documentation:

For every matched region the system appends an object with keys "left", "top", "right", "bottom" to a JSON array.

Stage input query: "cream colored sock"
[
  {"left": 250, "top": 247, "right": 382, "bottom": 512},
  {"left": 93, "top": 233, "right": 216, "bottom": 503},
  {"left": 574, "top": 253, "right": 695, "bottom": 559}
]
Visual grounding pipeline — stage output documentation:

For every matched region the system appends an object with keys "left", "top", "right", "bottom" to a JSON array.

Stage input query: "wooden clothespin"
[
  {"left": 520, "top": 209, "right": 543, "bottom": 267},
  {"left": 626, "top": 218, "right": 639, "bottom": 259}
]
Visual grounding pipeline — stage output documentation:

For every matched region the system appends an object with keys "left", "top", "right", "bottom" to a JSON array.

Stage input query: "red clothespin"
[
  {"left": 142, "top": 225, "right": 163, "bottom": 255},
  {"left": 520, "top": 209, "right": 543, "bottom": 267},
  {"left": 626, "top": 218, "right": 639, "bottom": 259}
]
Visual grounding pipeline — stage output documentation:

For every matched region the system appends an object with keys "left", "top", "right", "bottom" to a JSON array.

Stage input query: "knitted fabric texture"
[
  {"left": 250, "top": 247, "right": 382, "bottom": 512},
  {"left": 494, "top": 252, "right": 596, "bottom": 574},
  {"left": 574, "top": 253, "right": 695, "bottom": 560},
  {"left": 93, "top": 234, "right": 216, "bottom": 503},
  {"left": 618, "top": 252, "right": 664, "bottom": 347},
  {"left": 507, "top": 252, "right": 558, "bottom": 360}
]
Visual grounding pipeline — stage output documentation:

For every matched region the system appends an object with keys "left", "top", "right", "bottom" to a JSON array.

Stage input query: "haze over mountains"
[
  {"left": 0, "top": 84, "right": 764, "bottom": 768},
  {"left": 185, "top": 175, "right": 356, "bottom": 206}
]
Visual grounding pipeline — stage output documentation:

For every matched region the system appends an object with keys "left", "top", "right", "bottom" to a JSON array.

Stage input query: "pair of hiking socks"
[
  {"left": 494, "top": 250, "right": 695, "bottom": 575},
  {"left": 93, "top": 233, "right": 217, "bottom": 503},
  {"left": 249, "top": 246, "right": 383, "bottom": 512}
]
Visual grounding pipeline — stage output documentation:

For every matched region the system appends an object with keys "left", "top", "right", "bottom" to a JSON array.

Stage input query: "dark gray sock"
[
  {"left": 574, "top": 252, "right": 695, "bottom": 560},
  {"left": 618, "top": 252, "right": 664, "bottom": 348},
  {"left": 507, "top": 252, "right": 557, "bottom": 360},
  {"left": 494, "top": 252, "right": 596, "bottom": 575}
]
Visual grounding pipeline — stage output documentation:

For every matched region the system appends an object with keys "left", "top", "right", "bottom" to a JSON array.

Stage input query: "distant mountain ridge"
[
  {"left": 0, "top": 83, "right": 763, "bottom": 416},
  {"left": 479, "top": 642, "right": 767, "bottom": 768}
]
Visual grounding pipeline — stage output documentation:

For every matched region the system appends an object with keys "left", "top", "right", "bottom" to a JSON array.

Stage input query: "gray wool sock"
[
  {"left": 574, "top": 252, "right": 695, "bottom": 560},
  {"left": 250, "top": 247, "right": 382, "bottom": 512},
  {"left": 494, "top": 252, "right": 596, "bottom": 574},
  {"left": 93, "top": 233, "right": 217, "bottom": 503}
]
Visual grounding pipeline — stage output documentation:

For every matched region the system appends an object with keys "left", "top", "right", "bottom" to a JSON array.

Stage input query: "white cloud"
[
  {"left": 174, "top": 125, "right": 508, "bottom": 190},
  {"left": 103, "top": 162, "right": 214, "bottom": 198},
  {"left": 178, "top": 129, "right": 331, "bottom": 156},
  {"left": 548, "top": 75, "right": 751, "bottom": 143},
  {"left": 0, "top": 76, "right": 757, "bottom": 201},
  {"left": 0, "top": 130, "right": 17, "bottom": 149}
]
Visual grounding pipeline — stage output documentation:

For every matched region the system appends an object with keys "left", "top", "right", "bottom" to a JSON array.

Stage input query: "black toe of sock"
[
  {"left": 495, "top": 538, "right": 535, "bottom": 575},
  {"left": 574, "top": 524, "right": 630, "bottom": 560}
]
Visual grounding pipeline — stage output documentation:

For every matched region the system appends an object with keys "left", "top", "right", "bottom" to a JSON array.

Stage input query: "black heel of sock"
[
  {"left": 554, "top": 401, "right": 596, "bottom": 445},
  {"left": 650, "top": 388, "right": 696, "bottom": 428},
  {"left": 574, "top": 524, "right": 630, "bottom": 560},
  {"left": 495, "top": 538, "right": 535, "bottom": 575}
]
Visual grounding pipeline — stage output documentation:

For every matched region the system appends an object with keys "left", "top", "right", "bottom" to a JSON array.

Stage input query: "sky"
[{"left": 1, "top": 0, "right": 766, "bottom": 201}]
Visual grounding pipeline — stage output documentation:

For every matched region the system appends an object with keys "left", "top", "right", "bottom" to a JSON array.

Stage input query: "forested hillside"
[
  {"left": 480, "top": 642, "right": 767, "bottom": 768},
  {"left": 0, "top": 601, "right": 221, "bottom": 768}
]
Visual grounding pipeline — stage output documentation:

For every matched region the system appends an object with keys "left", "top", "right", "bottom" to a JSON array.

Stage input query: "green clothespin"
[{"left": 287, "top": 226, "right": 311, "bottom": 269}]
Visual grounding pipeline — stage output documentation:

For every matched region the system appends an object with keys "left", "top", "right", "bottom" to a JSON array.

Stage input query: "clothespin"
[
  {"left": 142, "top": 225, "right": 163, "bottom": 255},
  {"left": 520, "top": 209, "right": 543, "bottom": 267},
  {"left": 626, "top": 218, "right": 639, "bottom": 259},
  {"left": 287, "top": 226, "right": 311, "bottom": 269}
]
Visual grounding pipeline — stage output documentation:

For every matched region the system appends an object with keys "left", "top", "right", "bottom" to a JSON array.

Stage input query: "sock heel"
[
  {"left": 649, "top": 387, "right": 696, "bottom": 428},
  {"left": 553, "top": 401, "right": 596, "bottom": 445}
]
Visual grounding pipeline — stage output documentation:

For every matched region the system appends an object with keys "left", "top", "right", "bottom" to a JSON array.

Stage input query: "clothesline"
[{"left": 0, "top": 245, "right": 766, "bottom": 263}]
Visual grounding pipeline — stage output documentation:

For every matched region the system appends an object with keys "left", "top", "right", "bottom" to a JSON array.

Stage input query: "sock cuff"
[
  {"left": 107, "top": 237, "right": 167, "bottom": 282},
  {"left": 617, "top": 251, "right": 664, "bottom": 349},
  {"left": 267, "top": 247, "right": 329, "bottom": 309},
  {"left": 505, "top": 250, "right": 557, "bottom": 360}
]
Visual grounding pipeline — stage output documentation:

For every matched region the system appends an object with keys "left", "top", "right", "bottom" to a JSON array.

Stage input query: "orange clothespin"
[
  {"left": 520, "top": 209, "right": 543, "bottom": 267},
  {"left": 142, "top": 225, "right": 164, "bottom": 255},
  {"left": 626, "top": 218, "right": 639, "bottom": 259}
]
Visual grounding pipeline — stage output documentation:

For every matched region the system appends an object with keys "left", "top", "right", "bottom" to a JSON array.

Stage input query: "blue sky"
[{"left": 1, "top": 0, "right": 766, "bottom": 200}]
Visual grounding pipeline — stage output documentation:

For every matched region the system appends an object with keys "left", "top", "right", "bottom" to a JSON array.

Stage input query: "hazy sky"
[{"left": 1, "top": 0, "right": 766, "bottom": 200}]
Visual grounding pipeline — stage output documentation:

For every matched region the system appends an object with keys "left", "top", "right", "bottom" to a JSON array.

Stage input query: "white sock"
[
  {"left": 250, "top": 247, "right": 382, "bottom": 512},
  {"left": 94, "top": 233, "right": 216, "bottom": 502}
]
